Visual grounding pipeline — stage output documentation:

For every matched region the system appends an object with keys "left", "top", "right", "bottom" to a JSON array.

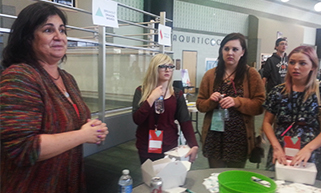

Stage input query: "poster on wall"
[
  {"left": 205, "top": 58, "right": 217, "bottom": 71},
  {"left": 181, "top": 69, "right": 191, "bottom": 87},
  {"left": 158, "top": 24, "right": 171, "bottom": 46},
  {"left": 92, "top": 0, "right": 119, "bottom": 28}
]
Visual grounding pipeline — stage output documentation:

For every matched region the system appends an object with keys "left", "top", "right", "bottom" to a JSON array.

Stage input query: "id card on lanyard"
[
  {"left": 148, "top": 108, "right": 164, "bottom": 154},
  {"left": 148, "top": 129, "right": 163, "bottom": 153},
  {"left": 284, "top": 136, "right": 301, "bottom": 160},
  {"left": 281, "top": 90, "right": 303, "bottom": 160}
]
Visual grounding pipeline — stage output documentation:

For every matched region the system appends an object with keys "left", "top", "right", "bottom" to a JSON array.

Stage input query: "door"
[{"left": 182, "top": 50, "right": 197, "bottom": 93}]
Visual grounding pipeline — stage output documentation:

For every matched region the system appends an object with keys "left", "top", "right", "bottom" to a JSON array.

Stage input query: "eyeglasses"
[
  {"left": 158, "top": 64, "right": 176, "bottom": 71},
  {"left": 279, "top": 42, "right": 288, "bottom": 46}
]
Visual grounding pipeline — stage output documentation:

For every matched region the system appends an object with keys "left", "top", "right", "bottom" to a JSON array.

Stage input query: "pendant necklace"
[
  {"left": 48, "top": 72, "right": 70, "bottom": 98},
  {"left": 224, "top": 70, "right": 235, "bottom": 83},
  {"left": 59, "top": 86, "right": 70, "bottom": 98}
]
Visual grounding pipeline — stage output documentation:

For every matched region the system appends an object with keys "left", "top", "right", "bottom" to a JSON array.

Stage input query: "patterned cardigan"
[
  {"left": 1, "top": 63, "right": 90, "bottom": 193},
  {"left": 196, "top": 66, "right": 265, "bottom": 156}
]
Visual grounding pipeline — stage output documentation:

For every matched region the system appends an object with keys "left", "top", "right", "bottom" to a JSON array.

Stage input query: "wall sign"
[
  {"left": 92, "top": 0, "right": 119, "bottom": 28},
  {"left": 158, "top": 24, "right": 172, "bottom": 46},
  {"left": 172, "top": 34, "right": 222, "bottom": 46}
]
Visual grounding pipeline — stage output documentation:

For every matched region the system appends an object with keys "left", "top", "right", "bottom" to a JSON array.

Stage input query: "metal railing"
[{"left": 1, "top": 0, "right": 173, "bottom": 120}]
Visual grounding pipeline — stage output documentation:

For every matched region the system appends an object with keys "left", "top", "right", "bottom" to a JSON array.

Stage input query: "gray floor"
[{"left": 84, "top": 95, "right": 270, "bottom": 193}]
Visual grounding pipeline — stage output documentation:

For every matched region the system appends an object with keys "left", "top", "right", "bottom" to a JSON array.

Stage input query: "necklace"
[
  {"left": 49, "top": 72, "right": 61, "bottom": 81},
  {"left": 57, "top": 85, "right": 70, "bottom": 98},
  {"left": 224, "top": 70, "right": 235, "bottom": 83}
]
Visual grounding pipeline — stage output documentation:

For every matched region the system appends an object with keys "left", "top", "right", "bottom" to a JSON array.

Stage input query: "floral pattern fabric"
[
  {"left": 263, "top": 84, "right": 321, "bottom": 180},
  {"left": 203, "top": 81, "right": 247, "bottom": 163}
]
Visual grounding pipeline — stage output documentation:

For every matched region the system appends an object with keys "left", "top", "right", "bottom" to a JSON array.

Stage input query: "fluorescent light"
[
  {"left": 281, "top": 0, "right": 289, "bottom": 2},
  {"left": 315, "top": 2, "right": 321, "bottom": 12}
]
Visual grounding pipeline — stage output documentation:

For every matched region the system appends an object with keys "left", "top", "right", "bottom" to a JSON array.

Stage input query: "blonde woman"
[
  {"left": 263, "top": 46, "right": 321, "bottom": 180},
  {"left": 132, "top": 54, "right": 198, "bottom": 164}
]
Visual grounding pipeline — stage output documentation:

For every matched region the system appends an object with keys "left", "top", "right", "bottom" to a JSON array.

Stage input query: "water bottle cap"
[
  {"left": 159, "top": 96, "right": 164, "bottom": 100},
  {"left": 122, "top": 169, "right": 129, "bottom": 175}
]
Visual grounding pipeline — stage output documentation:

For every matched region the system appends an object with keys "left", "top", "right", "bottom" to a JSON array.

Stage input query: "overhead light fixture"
[
  {"left": 315, "top": 2, "right": 321, "bottom": 12},
  {"left": 281, "top": 0, "right": 289, "bottom": 2}
]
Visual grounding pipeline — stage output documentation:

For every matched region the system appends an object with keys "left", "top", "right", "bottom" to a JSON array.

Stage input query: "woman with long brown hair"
[{"left": 197, "top": 33, "right": 265, "bottom": 168}]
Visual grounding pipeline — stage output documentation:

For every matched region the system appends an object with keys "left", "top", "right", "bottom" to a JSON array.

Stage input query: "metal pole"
[
  {"left": 98, "top": 26, "right": 106, "bottom": 122},
  {"left": 160, "top": 12, "right": 166, "bottom": 54},
  {"left": 149, "top": 20, "right": 155, "bottom": 49}
]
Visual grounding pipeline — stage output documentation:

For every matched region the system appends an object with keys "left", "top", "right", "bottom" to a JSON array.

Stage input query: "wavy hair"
[
  {"left": 1, "top": 2, "right": 67, "bottom": 68},
  {"left": 283, "top": 45, "right": 319, "bottom": 101},
  {"left": 139, "top": 54, "right": 174, "bottom": 104},
  {"left": 214, "top": 33, "right": 248, "bottom": 89}
]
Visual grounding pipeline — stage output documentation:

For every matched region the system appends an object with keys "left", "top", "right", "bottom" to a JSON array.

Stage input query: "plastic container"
[
  {"left": 218, "top": 170, "right": 276, "bottom": 193},
  {"left": 118, "top": 169, "right": 133, "bottom": 193},
  {"left": 220, "top": 95, "right": 229, "bottom": 121}
]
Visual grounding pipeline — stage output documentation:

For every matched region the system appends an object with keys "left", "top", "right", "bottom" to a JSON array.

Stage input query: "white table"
[{"left": 132, "top": 168, "right": 321, "bottom": 192}]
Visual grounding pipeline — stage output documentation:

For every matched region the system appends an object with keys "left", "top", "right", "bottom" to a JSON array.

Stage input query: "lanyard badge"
[
  {"left": 148, "top": 129, "right": 163, "bottom": 154},
  {"left": 284, "top": 136, "right": 301, "bottom": 160}
]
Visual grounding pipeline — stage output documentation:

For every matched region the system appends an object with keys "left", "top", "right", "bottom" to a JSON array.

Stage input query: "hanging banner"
[
  {"left": 158, "top": 24, "right": 171, "bottom": 46},
  {"left": 92, "top": 0, "right": 119, "bottom": 28}
]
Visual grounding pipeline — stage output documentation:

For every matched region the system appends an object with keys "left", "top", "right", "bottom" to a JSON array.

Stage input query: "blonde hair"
[
  {"left": 283, "top": 46, "right": 319, "bottom": 101},
  {"left": 139, "top": 54, "right": 174, "bottom": 104}
]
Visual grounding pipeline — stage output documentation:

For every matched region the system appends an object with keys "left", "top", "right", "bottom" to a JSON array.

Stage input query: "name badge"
[
  {"left": 210, "top": 109, "right": 225, "bottom": 132},
  {"left": 284, "top": 136, "right": 301, "bottom": 160},
  {"left": 148, "top": 130, "right": 163, "bottom": 154}
]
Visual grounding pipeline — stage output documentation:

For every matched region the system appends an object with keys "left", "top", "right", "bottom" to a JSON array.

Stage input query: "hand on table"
[
  {"left": 272, "top": 147, "right": 287, "bottom": 165},
  {"left": 186, "top": 146, "right": 199, "bottom": 163},
  {"left": 290, "top": 147, "right": 313, "bottom": 167}
]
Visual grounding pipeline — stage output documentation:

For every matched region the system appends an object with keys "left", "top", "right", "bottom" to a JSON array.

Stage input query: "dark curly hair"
[{"left": 1, "top": 2, "right": 67, "bottom": 68}]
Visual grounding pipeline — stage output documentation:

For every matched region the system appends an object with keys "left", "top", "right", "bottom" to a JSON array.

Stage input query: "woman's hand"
[
  {"left": 147, "top": 85, "right": 163, "bottom": 106},
  {"left": 290, "top": 147, "right": 313, "bottom": 167},
  {"left": 185, "top": 146, "right": 199, "bottom": 162},
  {"left": 219, "top": 96, "right": 235, "bottom": 109},
  {"left": 151, "top": 85, "right": 163, "bottom": 99},
  {"left": 210, "top": 92, "right": 223, "bottom": 102},
  {"left": 272, "top": 146, "right": 287, "bottom": 165},
  {"left": 81, "top": 119, "right": 109, "bottom": 144}
]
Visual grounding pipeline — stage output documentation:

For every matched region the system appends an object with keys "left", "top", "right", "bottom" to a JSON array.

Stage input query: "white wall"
[
  {"left": 173, "top": 0, "right": 249, "bottom": 87},
  {"left": 303, "top": 27, "right": 317, "bottom": 46},
  {"left": 257, "top": 17, "right": 304, "bottom": 55}
]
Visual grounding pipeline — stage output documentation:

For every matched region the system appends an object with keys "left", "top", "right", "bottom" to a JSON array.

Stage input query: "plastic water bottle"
[
  {"left": 118, "top": 169, "right": 133, "bottom": 193},
  {"left": 220, "top": 95, "right": 229, "bottom": 121},
  {"left": 155, "top": 96, "right": 165, "bottom": 114},
  {"left": 223, "top": 108, "right": 229, "bottom": 121}
]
